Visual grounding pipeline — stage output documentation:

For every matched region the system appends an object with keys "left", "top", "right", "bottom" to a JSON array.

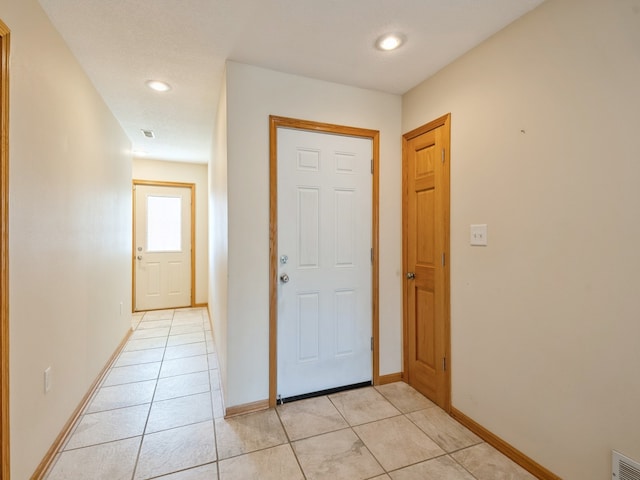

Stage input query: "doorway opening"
[{"left": 269, "top": 116, "right": 380, "bottom": 407}]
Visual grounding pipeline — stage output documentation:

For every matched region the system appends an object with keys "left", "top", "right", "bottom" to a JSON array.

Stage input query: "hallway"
[{"left": 44, "top": 308, "right": 535, "bottom": 479}]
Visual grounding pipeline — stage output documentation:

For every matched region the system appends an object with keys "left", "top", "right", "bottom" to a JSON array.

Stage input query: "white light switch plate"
[{"left": 470, "top": 224, "right": 488, "bottom": 246}]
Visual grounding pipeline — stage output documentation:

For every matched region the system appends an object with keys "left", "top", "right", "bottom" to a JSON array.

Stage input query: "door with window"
[{"left": 134, "top": 182, "right": 193, "bottom": 311}]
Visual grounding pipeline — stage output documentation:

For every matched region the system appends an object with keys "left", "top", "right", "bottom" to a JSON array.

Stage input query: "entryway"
[{"left": 133, "top": 181, "right": 195, "bottom": 311}]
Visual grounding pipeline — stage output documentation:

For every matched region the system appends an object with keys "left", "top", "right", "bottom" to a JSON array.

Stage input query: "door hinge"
[
  {"left": 441, "top": 149, "right": 445, "bottom": 163},
  {"left": 371, "top": 159, "right": 374, "bottom": 174},
  {"left": 371, "top": 337, "right": 374, "bottom": 351},
  {"left": 370, "top": 248, "right": 373, "bottom": 264},
  {"left": 441, "top": 253, "right": 445, "bottom": 266},
  {"left": 442, "top": 357, "right": 447, "bottom": 371}
]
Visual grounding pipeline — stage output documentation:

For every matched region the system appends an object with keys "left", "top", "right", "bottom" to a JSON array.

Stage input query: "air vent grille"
[{"left": 613, "top": 450, "right": 640, "bottom": 480}]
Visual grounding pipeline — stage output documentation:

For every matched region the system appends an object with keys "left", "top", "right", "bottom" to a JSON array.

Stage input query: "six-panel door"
[{"left": 277, "top": 127, "right": 372, "bottom": 399}]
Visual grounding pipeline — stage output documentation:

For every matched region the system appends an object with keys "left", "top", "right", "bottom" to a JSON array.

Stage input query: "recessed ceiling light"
[
  {"left": 141, "top": 129, "right": 155, "bottom": 138},
  {"left": 375, "top": 33, "right": 406, "bottom": 51},
  {"left": 145, "top": 80, "right": 172, "bottom": 92}
]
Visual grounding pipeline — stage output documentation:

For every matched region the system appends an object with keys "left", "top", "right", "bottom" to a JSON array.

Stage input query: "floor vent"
[{"left": 613, "top": 450, "right": 640, "bottom": 480}]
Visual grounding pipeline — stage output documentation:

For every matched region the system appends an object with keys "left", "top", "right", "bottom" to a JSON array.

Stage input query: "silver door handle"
[
  {"left": 137, "top": 255, "right": 143, "bottom": 260},
  {"left": 280, "top": 274, "right": 290, "bottom": 284},
  {"left": 406, "top": 272, "right": 415, "bottom": 279}
]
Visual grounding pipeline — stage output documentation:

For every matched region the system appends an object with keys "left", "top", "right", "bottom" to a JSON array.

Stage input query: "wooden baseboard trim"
[
  {"left": 194, "top": 302, "right": 208, "bottom": 308},
  {"left": 450, "top": 407, "right": 561, "bottom": 480},
  {"left": 224, "top": 399, "right": 269, "bottom": 418},
  {"left": 377, "top": 373, "right": 403, "bottom": 385},
  {"left": 31, "top": 329, "right": 133, "bottom": 480}
]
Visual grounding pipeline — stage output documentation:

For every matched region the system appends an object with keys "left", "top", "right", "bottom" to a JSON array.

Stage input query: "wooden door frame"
[
  {"left": 402, "top": 113, "right": 452, "bottom": 411},
  {"left": 0, "top": 18, "right": 10, "bottom": 480},
  {"left": 268, "top": 115, "right": 380, "bottom": 408},
  {"left": 132, "top": 180, "right": 196, "bottom": 311}
]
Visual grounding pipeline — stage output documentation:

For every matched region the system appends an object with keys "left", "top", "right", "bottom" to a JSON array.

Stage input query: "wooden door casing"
[{"left": 0, "top": 18, "right": 10, "bottom": 480}]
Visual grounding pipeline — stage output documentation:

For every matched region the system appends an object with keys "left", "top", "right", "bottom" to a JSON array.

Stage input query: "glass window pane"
[{"left": 147, "top": 195, "right": 182, "bottom": 252}]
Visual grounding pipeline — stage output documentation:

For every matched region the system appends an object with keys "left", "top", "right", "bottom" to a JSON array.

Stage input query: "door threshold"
[{"left": 279, "top": 381, "right": 372, "bottom": 405}]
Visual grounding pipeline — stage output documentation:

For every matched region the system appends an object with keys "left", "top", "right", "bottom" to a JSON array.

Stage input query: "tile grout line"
[
  {"left": 149, "top": 309, "right": 217, "bottom": 477},
  {"left": 395, "top": 397, "right": 486, "bottom": 479},
  {"left": 325, "top": 392, "right": 387, "bottom": 477},
  {"left": 273, "top": 404, "right": 308, "bottom": 479},
  {"left": 130, "top": 309, "right": 173, "bottom": 480},
  {"left": 348, "top": 423, "right": 387, "bottom": 476},
  {"left": 201, "top": 307, "right": 222, "bottom": 480},
  {"left": 447, "top": 443, "right": 487, "bottom": 480}
]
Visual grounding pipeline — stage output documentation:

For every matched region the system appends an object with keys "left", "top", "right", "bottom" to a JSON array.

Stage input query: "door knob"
[
  {"left": 137, "top": 255, "right": 143, "bottom": 260},
  {"left": 280, "top": 274, "right": 290, "bottom": 284},
  {"left": 406, "top": 272, "right": 415, "bottom": 280}
]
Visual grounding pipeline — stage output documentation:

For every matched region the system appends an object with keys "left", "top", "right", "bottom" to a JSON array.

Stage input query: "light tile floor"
[{"left": 45, "top": 307, "right": 537, "bottom": 480}]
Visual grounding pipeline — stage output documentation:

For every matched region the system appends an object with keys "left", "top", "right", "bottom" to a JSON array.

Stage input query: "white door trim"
[{"left": 269, "top": 115, "right": 380, "bottom": 407}]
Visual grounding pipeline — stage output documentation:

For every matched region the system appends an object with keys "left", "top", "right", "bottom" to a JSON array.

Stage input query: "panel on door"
[
  {"left": 277, "top": 128, "right": 372, "bottom": 400},
  {"left": 404, "top": 115, "right": 450, "bottom": 410},
  {"left": 134, "top": 184, "right": 192, "bottom": 311}
]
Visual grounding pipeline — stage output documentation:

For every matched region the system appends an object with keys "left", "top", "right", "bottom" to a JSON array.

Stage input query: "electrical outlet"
[{"left": 44, "top": 367, "right": 52, "bottom": 393}]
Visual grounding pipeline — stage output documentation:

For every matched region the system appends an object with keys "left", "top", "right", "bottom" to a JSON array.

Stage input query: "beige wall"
[
  {"left": 133, "top": 158, "right": 209, "bottom": 305},
  {"left": 218, "top": 61, "right": 402, "bottom": 407},
  {"left": 210, "top": 70, "right": 229, "bottom": 403},
  {"left": 403, "top": 0, "right": 640, "bottom": 478},
  {"left": 3, "top": 0, "right": 133, "bottom": 477}
]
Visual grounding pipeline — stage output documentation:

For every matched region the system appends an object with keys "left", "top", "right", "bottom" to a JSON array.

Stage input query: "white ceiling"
[{"left": 39, "top": 0, "right": 544, "bottom": 164}]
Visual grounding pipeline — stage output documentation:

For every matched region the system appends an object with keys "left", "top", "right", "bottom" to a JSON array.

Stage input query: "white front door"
[
  {"left": 277, "top": 127, "right": 372, "bottom": 399},
  {"left": 134, "top": 184, "right": 192, "bottom": 311}
]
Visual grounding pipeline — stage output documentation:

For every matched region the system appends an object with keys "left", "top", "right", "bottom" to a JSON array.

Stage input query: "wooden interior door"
[{"left": 403, "top": 114, "right": 451, "bottom": 410}]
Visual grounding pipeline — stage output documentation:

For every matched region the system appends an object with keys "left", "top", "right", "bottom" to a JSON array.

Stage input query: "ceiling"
[{"left": 39, "top": 0, "right": 544, "bottom": 164}]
